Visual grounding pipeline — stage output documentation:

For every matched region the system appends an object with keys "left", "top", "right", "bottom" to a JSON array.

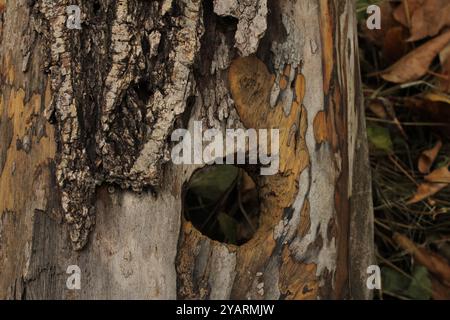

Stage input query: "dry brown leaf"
[
  {"left": 368, "top": 99, "right": 407, "bottom": 138},
  {"left": 440, "top": 44, "right": 450, "bottom": 92},
  {"left": 418, "top": 140, "right": 442, "bottom": 174},
  {"left": 407, "top": 181, "right": 448, "bottom": 204},
  {"left": 382, "top": 26, "right": 410, "bottom": 64},
  {"left": 362, "top": 1, "right": 398, "bottom": 47},
  {"left": 393, "top": 0, "right": 425, "bottom": 27},
  {"left": 368, "top": 100, "right": 388, "bottom": 119},
  {"left": 425, "top": 165, "right": 450, "bottom": 183},
  {"left": 394, "top": 0, "right": 450, "bottom": 41},
  {"left": 382, "top": 30, "right": 450, "bottom": 83},
  {"left": 394, "top": 233, "right": 450, "bottom": 287}
]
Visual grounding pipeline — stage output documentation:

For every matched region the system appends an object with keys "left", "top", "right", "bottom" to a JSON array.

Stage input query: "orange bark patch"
[
  {"left": 206, "top": 56, "right": 317, "bottom": 299},
  {"left": 279, "top": 76, "right": 288, "bottom": 90},
  {"left": 295, "top": 73, "right": 306, "bottom": 104},
  {"left": 177, "top": 56, "right": 318, "bottom": 300},
  {"left": 313, "top": 110, "right": 328, "bottom": 144},
  {"left": 229, "top": 56, "right": 310, "bottom": 217},
  {"left": 283, "top": 64, "right": 291, "bottom": 77},
  {"left": 279, "top": 64, "right": 291, "bottom": 90},
  {"left": 319, "top": 0, "right": 334, "bottom": 94},
  {"left": 298, "top": 199, "right": 311, "bottom": 237}
]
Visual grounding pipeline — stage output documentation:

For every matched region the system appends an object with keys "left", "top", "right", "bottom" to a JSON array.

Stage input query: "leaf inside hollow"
[
  {"left": 184, "top": 165, "right": 260, "bottom": 246},
  {"left": 187, "top": 165, "right": 239, "bottom": 203}
]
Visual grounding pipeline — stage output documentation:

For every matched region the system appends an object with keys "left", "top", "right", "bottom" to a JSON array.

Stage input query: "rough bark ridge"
[{"left": 35, "top": 0, "right": 205, "bottom": 249}]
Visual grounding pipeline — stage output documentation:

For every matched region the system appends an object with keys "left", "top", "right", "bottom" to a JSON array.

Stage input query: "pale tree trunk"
[{"left": 0, "top": 0, "right": 373, "bottom": 299}]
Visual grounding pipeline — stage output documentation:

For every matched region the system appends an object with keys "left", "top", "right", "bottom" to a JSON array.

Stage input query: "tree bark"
[{"left": 0, "top": 0, "right": 373, "bottom": 299}]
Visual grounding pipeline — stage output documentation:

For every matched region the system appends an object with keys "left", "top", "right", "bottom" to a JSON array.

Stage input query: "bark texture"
[{"left": 0, "top": 0, "right": 373, "bottom": 299}]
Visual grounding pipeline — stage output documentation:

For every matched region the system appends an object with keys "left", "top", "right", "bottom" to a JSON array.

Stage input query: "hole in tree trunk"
[
  {"left": 183, "top": 165, "right": 260, "bottom": 246},
  {"left": 92, "top": 1, "right": 101, "bottom": 14}
]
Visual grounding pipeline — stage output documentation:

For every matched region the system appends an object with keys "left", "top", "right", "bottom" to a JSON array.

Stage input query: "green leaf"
[
  {"left": 381, "top": 266, "right": 432, "bottom": 300},
  {"left": 217, "top": 212, "right": 238, "bottom": 244},
  {"left": 367, "top": 124, "right": 393, "bottom": 153},
  {"left": 188, "top": 165, "right": 239, "bottom": 203},
  {"left": 382, "top": 267, "right": 410, "bottom": 295},
  {"left": 406, "top": 266, "right": 432, "bottom": 300}
]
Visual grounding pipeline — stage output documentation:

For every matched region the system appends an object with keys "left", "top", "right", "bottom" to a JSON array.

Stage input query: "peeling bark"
[{"left": 1, "top": 0, "right": 373, "bottom": 300}]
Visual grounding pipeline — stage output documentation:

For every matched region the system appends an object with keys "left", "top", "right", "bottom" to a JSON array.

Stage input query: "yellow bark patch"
[
  {"left": 0, "top": 82, "right": 56, "bottom": 215},
  {"left": 229, "top": 56, "right": 310, "bottom": 217}
]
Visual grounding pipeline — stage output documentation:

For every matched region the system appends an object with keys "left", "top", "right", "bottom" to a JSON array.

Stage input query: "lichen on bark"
[{"left": 213, "top": 0, "right": 267, "bottom": 57}]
